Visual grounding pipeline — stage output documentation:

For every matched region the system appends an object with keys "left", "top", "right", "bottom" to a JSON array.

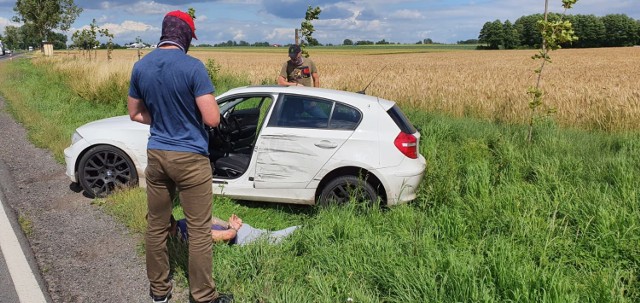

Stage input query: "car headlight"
[{"left": 71, "top": 131, "right": 83, "bottom": 145}]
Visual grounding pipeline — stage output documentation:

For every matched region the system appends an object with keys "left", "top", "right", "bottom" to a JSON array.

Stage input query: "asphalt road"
[
  {"left": 0, "top": 82, "right": 155, "bottom": 301},
  {"left": 0, "top": 164, "right": 48, "bottom": 303},
  {"left": 0, "top": 226, "right": 21, "bottom": 303}
]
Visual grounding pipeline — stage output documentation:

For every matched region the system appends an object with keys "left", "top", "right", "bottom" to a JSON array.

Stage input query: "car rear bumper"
[{"left": 375, "top": 155, "right": 426, "bottom": 206}]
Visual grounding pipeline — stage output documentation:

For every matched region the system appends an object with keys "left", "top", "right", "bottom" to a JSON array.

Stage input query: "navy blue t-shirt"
[{"left": 129, "top": 48, "right": 215, "bottom": 155}]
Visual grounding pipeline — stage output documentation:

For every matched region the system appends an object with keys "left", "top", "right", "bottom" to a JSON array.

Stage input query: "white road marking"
[{"left": 0, "top": 196, "right": 47, "bottom": 303}]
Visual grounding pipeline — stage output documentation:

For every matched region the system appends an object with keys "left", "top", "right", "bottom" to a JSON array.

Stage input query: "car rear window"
[{"left": 387, "top": 105, "right": 417, "bottom": 134}]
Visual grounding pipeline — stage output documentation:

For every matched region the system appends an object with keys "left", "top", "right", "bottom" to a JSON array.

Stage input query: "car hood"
[{"left": 76, "top": 115, "right": 149, "bottom": 137}]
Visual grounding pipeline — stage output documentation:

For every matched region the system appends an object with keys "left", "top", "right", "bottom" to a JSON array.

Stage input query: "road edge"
[{"left": 0, "top": 159, "right": 53, "bottom": 303}]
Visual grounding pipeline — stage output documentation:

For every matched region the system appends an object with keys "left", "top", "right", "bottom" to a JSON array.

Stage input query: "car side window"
[
  {"left": 330, "top": 103, "right": 361, "bottom": 130},
  {"left": 268, "top": 95, "right": 332, "bottom": 129},
  {"left": 267, "top": 95, "right": 361, "bottom": 130}
]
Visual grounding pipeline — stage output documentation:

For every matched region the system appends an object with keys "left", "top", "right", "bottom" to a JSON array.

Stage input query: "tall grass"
[
  {"left": 0, "top": 59, "right": 126, "bottom": 162},
  {"left": 50, "top": 47, "right": 640, "bottom": 132},
  {"left": 0, "top": 56, "right": 638, "bottom": 302}
]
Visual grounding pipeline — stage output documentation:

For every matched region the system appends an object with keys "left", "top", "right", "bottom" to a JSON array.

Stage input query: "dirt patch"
[{"left": 0, "top": 96, "right": 172, "bottom": 302}]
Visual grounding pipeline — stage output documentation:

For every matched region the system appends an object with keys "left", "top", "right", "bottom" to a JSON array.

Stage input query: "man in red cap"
[{"left": 127, "top": 10, "right": 233, "bottom": 303}]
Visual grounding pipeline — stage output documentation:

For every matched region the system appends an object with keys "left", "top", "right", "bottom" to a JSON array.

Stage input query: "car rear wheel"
[
  {"left": 78, "top": 145, "right": 138, "bottom": 198},
  {"left": 317, "top": 175, "right": 379, "bottom": 206}
]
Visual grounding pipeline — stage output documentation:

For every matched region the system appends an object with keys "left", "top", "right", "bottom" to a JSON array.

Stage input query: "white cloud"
[
  {"left": 103, "top": 20, "right": 157, "bottom": 36},
  {"left": 390, "top": 9, "right": 423, "bottom": 20},
  {"left": 124, "top": 1, "right": 175, "bottom": 15},
  {"left": 0, "top": 16, "right": 20, "bottom": 33},
  {"left": 71, "top": 20, "right": 157, "bottom": 37},
  {"left": 266, "top": 28, "right": 296, "bottom": 41},
  {"left": 232, "top": 29, "right": 246, "bottom": 41}
]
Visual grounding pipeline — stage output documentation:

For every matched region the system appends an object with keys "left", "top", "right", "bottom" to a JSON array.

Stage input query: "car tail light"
[{"left": 394, "top": 132, "right": 418, "bottom": 159}]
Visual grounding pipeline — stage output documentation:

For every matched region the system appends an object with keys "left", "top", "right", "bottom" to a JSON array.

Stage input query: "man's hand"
[{"left": 229, "top": 214, "right": 243, "bottom": 231}]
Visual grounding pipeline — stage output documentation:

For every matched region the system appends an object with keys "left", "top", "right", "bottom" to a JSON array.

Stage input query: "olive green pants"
[{"left": 145, "top": 149, "right": 217, "bottom": 302}]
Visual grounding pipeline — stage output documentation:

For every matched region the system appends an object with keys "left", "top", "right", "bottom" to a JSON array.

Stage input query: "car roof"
[{"left": 218, "top": 85, "right": 396, "bottom": 110}]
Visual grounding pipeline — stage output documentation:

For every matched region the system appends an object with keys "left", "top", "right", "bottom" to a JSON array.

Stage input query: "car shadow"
[
  {"left": 68, "top": 182, "right": 83, "bottom": 193},
  {"left": 233, "top": 199, "right": 317, "bottom": 216},
  {"left": 68, "top": 182, "right": 98, "bottom": 199}
]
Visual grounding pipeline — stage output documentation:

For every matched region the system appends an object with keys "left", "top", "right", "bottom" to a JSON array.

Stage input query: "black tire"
[
  {"left": 77, "top": 145, "right": 138, "bottom": 198},
  {"left": 317, "top": 175, "right": 379, "bottom": 206}
]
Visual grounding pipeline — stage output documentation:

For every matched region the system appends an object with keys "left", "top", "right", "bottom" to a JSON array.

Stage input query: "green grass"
[
  {"left": 0, "top": 58, "right": 638, "bottom": 302},
  {"left": 0, "top": 58, "right": 127, "bottom": 162}
]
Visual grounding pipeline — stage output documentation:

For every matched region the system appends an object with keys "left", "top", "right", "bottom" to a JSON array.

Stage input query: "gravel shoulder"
[{"left": 0, "top": 95, "right": 151, "bottom": 302}]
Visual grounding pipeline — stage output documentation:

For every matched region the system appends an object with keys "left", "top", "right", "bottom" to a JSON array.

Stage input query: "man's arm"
[
  {"left": 312, "top": 72, "right": 320, "bottom": 88},
  {"left": 127, "top": 96, "right": 151, "bottom": 125},
  {"left": 196, "top": 93, "right": 220, "bottom": 128},
  {"left": 277, "top": 75, "right": 301, "bottom": 86},
  {"left": 211, "top": 216, "right": 229, "bottom": 227},
  {"left": 210, "top": 229, "right": 237, "bottom": 242},
  {"left": 278, "top": 62, "right": 301, "bottom": 86}
]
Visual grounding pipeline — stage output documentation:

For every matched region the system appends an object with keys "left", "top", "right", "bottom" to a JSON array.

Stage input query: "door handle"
[{"left": 314, "top": 140, "right": 338, "bottom": 149}]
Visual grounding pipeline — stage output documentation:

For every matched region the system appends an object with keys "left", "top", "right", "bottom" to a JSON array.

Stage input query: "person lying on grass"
[{"left": 170, "top": 214, "right": 299, "bottom": 246}]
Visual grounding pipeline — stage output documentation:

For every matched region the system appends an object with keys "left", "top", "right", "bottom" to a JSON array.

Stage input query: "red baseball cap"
[{"left": 165, "top": 10, "right": 198, "bottom": 40}]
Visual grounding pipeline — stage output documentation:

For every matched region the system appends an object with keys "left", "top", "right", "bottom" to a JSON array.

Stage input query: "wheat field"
[{"left": 48, "top": 47, "right": 640, "bottom": 131}]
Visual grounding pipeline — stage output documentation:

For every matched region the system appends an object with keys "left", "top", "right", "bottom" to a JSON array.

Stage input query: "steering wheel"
[{"left": 210, "top": 111, "right": 240, "bottom": 152}]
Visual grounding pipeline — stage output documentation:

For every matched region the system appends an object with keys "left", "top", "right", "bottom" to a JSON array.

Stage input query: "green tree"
[
  {"left": 601, "top": 14, "right": 639, "bottom": 47},
  {"left": 457, "top": 39, "right": 479, "bottom": 44},
  {"left": 526, "top": 0, "right": 578, "bottom": 143},
  {"left": 300, "top": 5, "right": 321, "bottom": 57},
  {"left": 502, "top": 20, "right": 520, "bottom": 49},
  {"left": 49, "top": 32, "right": 68, "bottom": 49},
  {"left": 637, "top": 19, "right": 640, "bottom": 44},
  {"left": 19, "top": 24, "right": 41, "bottom": 50},
  {"left": 479, "top": 19, "right": 504, "bottom": 49},
  {"left": 515, "top": 14, "right": 545, "bottom": 47},
  {"left": 568, "top": 14, "right": 605, "bottom": 48},
  {"left": 355, "top": 40, "right": 374, "bottom": 45},
  {"left": 2, "top": 26, "right": 23, "bottom": 50},
  {"left": 71, "top": 19, "right": 113, "bottom": 60},
  {"left": 343, "top": 39, "right": 353, "bottom": 46},
  {"left": 12, "top": 0, "right": 82, "bottom": 42}
]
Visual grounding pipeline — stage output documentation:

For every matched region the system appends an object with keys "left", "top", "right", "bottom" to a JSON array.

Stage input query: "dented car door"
[{"left": 253, "top": 94, "right": 354, "bottom": 189}]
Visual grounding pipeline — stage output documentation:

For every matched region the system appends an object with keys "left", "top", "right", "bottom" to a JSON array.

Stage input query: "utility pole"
[{"left": 295, "top": 29, "right": 299, "bottom": 45}]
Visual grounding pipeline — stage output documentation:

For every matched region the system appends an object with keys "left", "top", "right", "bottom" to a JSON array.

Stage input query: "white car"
[{"left": 64, "top": 86, "right": 426, "bottom": 206}]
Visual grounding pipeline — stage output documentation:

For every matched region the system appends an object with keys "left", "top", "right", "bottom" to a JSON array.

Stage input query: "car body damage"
[{"left": 65, "top": 85, "right": 426, "bottom": 205}]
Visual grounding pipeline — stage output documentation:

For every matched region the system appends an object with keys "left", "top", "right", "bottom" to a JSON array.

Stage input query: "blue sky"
[{"left": 1, "top": 0, "right": 639, "bottom": 45}]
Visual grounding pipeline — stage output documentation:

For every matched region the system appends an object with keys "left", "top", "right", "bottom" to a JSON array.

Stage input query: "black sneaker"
[
  {"left": 151, "top": 292, "right": 171, "bottom": 303},
  {"left": 212, "top": 293, "right": 234, "bottom": 303},
  {"left": 150, "top": 285, "right": 173, "bottom": 303}
]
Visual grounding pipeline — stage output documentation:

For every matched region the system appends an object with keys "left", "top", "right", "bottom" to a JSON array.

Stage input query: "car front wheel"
[
  {"left": 77, "top": 145, "right": 138, "bottom": 198},
  {"left": 317, "top": 175, "right": 379, "bottom": 206}
]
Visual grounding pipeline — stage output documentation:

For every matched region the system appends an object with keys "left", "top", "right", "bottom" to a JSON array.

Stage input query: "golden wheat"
[{"left": 47, "top": 47, "right": 640, "bottom": 131}]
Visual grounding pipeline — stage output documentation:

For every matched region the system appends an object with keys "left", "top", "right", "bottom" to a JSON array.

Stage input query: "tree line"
[{"left": 479, "top": 13, "right": 640, "bottom": 49}]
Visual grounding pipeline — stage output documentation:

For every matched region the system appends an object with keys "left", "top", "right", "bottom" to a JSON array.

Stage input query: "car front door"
[{"left": 253, "top": 94, "right": 355, "bottom": 189}]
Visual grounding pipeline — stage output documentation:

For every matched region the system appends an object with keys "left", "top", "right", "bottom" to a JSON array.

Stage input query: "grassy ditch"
[{"left": 0, "top": 58, "right": 638, "bottom": 302}]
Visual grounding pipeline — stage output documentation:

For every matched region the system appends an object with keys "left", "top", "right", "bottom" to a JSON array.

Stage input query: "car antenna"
[{"left": 357, "top": 64, "right": 388, "bottom": 95}]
